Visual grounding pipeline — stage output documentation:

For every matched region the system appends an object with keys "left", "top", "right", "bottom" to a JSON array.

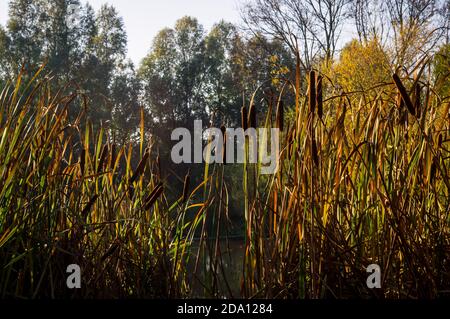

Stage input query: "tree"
[
  {"left": 5, "top": 0, "right": 45, "bottom": 74},
  {"left": 350, "top": 0, "right": 447, "bottom": 71},
  {"left": 433, "top": 43, "right": 450, "bottom": 97},
  {"left": 110, "top": 60, "right": 141, "bottom": 143},
  {"left": 0, "top": 0, "right": 138, "bottom": 140},
  {"left": 139, "top": 16, "right": 208, "bottom": 141},
  {"left": 332, "top": 38, "right": 391, "bottom": 94},
  {"left": 241, "top": 0, "right": 351, "bottom": 68}
]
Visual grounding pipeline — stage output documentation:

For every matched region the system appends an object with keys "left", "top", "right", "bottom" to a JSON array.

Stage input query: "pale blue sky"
[{"left": 0, "top": 0, "right": 242, "bottom": 65}]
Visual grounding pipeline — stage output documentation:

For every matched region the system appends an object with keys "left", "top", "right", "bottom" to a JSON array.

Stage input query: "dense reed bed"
[
  {"left": 0, "top": 72, "right": 203, "bottom": 298},
  {"left": 0, "top": 62, "right": 449, "bottom": 299},
  {"left": 238, "top": 66, "right": 450, "bottom": 299}
]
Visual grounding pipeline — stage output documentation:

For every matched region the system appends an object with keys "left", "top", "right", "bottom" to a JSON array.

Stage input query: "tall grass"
[
  {"left": 0, "top": 72, "right": 204, "bottom": 298},
  {"left": 0, "top": 62, "right": 449, "bottom": 299},
  {"left": 239, "top": 62, "right": 450, "bottom": 299}
]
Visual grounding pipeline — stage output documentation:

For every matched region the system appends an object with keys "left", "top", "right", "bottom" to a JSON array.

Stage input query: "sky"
[{"left": 0, "top": 0, "right": 243, "bottom": 65}]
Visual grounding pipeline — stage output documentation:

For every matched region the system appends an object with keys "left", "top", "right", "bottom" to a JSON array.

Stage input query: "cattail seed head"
[
  {"left": 130, "top": 151, "right": 150, "bottom": 184},
  {"left": 97, "top": 144, "right": 109, "bottom": 174},
  {"left": 221, "top": 125, "right": 227, "bottom": 164},
  {"left": 309, "top": 70, "right": 317, "bottom": 115},
  {"left": 144, "top": 183, "right": 164, "bottom": 210},
  {"left": 241, "top": 106, "right": 248, "bottom": 131},
  {"left": 312, "top": 138, "right": 319, "bottom": 167},
  {"left": 392, "top": 73, "right": 415, "bottom": 116},
  {"left": 248, "top": 103, "right": 257, "bottom": 129},
  {"left": 80, "top": 148, "right": 86, "bottom": 175},
  {"left": 81, "top": 194, "right": 98, "bottom": 218},
  {"left": 110, "top": 143, "right": 116, "bottom": 169},
  {"left": 317, "top": 75, "right": 323, "bottom": 120},
  {"left": 414, "top": 83, "right": 421, "bottom": 118},
  {"left": 276, "top": 100, "right": 284, "bottom": 132}
]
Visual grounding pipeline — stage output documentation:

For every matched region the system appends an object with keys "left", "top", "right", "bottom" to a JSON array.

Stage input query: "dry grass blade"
[{"left": 182, "top": 170, "right": 191, "bottom": 202}]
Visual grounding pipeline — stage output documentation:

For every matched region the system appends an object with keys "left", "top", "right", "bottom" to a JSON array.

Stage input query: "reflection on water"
[{"left": 188, "top": 238, "right": 245, "bottom": 298}]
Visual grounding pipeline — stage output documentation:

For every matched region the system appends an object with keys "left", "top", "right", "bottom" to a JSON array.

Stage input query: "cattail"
[
  {"left": 241, "top": 106, "right": 248, "bottom": 131},
  {"left": 248, "top": 103, "right": 257, "bottom": 129},
  {"left": 430, "top": 157, "right": 437, "bottom": 184},
  {"left": 312, "top": 138, "right": 319, "bottom": 167},
  {"left": 101, "top": 240, "right": 120, "bottom": 262},
  {"left": 144, "top": 183, "right": 164, "bottom": 210},
  {"left": 276, "top": 100, "right": 284, "bottom": 132},
  {"left": 130, "top": 150, "right": 150, "bottom": 184},
  {"left": 438, "top": 134, "right": 443, "bottom": 148},
  {"left": 110, "top": 143, "right": 116, "bottom": 169},
  {"left": 81, "top": 194, "right": 98, "bottom": 217},
  {"left": 317, "top": 75, "right": 323, "bottom": 120},
  {"left": 309, "top": 70, "right": 317, "bottom": 115},
  {"left": 392, "top": 73, "right": 415, "bottom": 116},
  {"left": 79, "top": 148, "right": 86, "bottom": 175},
  {"left": 221, "top": 125, "right": 227, "bottom": 164},
  {"left": 414, "top": 83, "right": 421, "bottom": 118},
  {"left": 97, "top": 144, "right": 109, "bottom": 174},
  {"left": 128, "top": 186, "right": 135, "bottom": 199},
  {"left": 182, "top": 170, "right": 191, "bottom": 202}
]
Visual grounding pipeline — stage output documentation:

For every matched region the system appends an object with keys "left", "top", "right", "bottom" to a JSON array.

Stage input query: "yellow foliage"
[{"left": 332, "top": 39, "right": 391, "bottom": 94}]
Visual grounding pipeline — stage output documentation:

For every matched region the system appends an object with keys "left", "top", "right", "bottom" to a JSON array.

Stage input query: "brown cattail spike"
[
  {"left": 101, "top": 240, "right": 120, "bottom": 262},
  {"left": 81, "top": 194, "right": 99, "bottom": 218},
  {"left": 317, "top": 75, "right": 323, "bottom": 120},
  {"left": 414, "top": 83, "right": 421, "bottom": 118},
  {"left": 144, "top": 183, "right": 164, "bottom": 210},
  {"left": 241, "top": 106, "right": 248, "bottom": 131},
  {"left": 312, "top": 138, "right": 319, "bottom": 167},
  {"left": 309, "top": 70, "right": 317, "bottom": 115},
  {"left": 248, "top": 103, "right": 257, "bottom": 129},
  {"left": 130, "top": 151, "right": 150, "bottom": 184},
  {"left": 110, "top": 143, "right": 116, "bottom": 169},
  {"left": 80, "top": 148, "right": 86, "bottom": 175},
  {"left": 276, "top": 100, "right": 284, "bottom": 132},
  {"left": 97, "top": 144, "right": 109, "bottom": 173},
  {"left": 221, "top": 125, "right": 227, "bottom": 164},
  {"left": 392, "top": 73, "right": 415, "bottom": 116}
]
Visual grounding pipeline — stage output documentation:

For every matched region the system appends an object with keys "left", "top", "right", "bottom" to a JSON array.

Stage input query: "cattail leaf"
[{"left": 182, "top": 170, "right": 191, "bottom": 202}]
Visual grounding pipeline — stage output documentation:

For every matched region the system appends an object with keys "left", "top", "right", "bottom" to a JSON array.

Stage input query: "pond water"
[{"left": 188, "top": 238, "right": 245, "bottom": 298}]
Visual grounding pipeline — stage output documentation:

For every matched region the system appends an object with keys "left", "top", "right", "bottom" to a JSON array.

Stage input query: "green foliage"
[{"left": 433, "top": 43, "right": 450, "bottom": 98}]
